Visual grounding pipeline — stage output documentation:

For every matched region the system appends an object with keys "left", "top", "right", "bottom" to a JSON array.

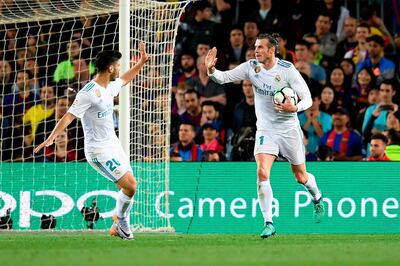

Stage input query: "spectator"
[
  {"left": 319, "top": 85, "right": 337, "bottom": 115},
  {"left": 2, "top": 70, "right": 39, "bottom": 125},
  {"left": 180, "top": 89, "right": 202, "bottom": 130},
  {"left": 295, "top": 61, "right": 323, "bottom": 94},
  {"left": 319, "top": 0, "right": 350, "bottom": 40},
  {"left": 295, "top": 40, "right": 326, "bottom": 85},
  {"left": 352, "top": 67, "right": 376, "bottom": 111},
  {"left": 250, "top": 0, "right": 286, "bottom": 35},
  {"left": 10, "top": 69, "right": 38, "bottom": 95},
  {"left": 187, "top": 54, "right": 226, "bottom": 106},
  {"left": 368, "top": 133, "right": 390, "bottom": 161},
  {"left": 299, "top": 93, "right": 332, "bottom": 160},
  {"left": 361, "top": 5, "right": 395, "bottom": 49},
  {"left": 217, "top": 26, "right": 247, "bottom": 71},
  {"left": 320, "top": 107, "right": 363, "bottom": 161},
  {"left": 355, "top": 87, "right": 379, "bottom": 133},
  {"left": 201, "top": 150, "right": 221, "bottom": 162},
  {"left": 356, "top": 35, "right": 395, "bottom": 84},
  {"left": 196, "top": 41, "right": 211, "bottom": 57},
  {"left": 172, "top": 51, "right": 198, "bottom": 91},
  {"left": 44, "top": 129, "right": 77, "bottom": 162},
  {"left": 200, "top": 100, "right": 225, "bottom": 142},
  {"left": 245, "top": 48, "right": 255, "bottom": 61},
  {"left": 329, "top": 66, "right": 352, "bottom": 110},
  {"left": 200, "top": 123, "right": 224, "bottom": 153},
  {"left": 243, "top": 19, "right": 260, "bottom": 49},
  {"left": 303, "top": 33, "right": 323, "bottom": 66},
  {"left": 339, "top": 58, "right": 356, "bottom": 89},
  {"left": 386, "top": 129, "right": 400, "bottom": 161},
  {"left": 277, "top": 34, "right": 296, "bottom": 63},
  {"left": 171, "top": 86, "right": 187, "bottom": 116},
  {"left": 0, "top": 59, "right": 13, "bottom": 95},
  {"left": 23, "top": 85, "right": 55, "bottom": 137},
  {"left": 183, "top": 0, "right": 215, "bottom": 51},
  {"left": 317, "top": 145, "right": 334, "bottom": 161},
  {"left": 362, "top": 80, "right": 398, "bottom": 139},
  {"left": 387, "top": 110, "right": 400, "bottom": 132},
  {"left": 335, "top": 16, "right": 358, "bottom": 60},
  {"left": 313, "top": 13, "right": 337, "bottom": 58},
  {"left": 170, "top": 122, "right": 203, "bottom": 161},
  {"left": 344, "top": 23, "right": 370, "bottom": 65},
  {"left": 233, "top": 80, "right": 256, "bottom": 134},
  {"left": 53, "top": 39, "right": 95, "bottom": 85}
]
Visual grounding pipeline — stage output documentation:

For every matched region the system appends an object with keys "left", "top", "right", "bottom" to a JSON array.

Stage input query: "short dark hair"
[
  {"left": 295, "top": 39, "right": 311, "bottom": 50},
  {"left": 180, "top": 122, "right": 196, "bottom": 132},
  {"left": 387, "top": 129, "right": 400, "bottom": 145},
  {"left": 380, "top": 79, "right": 397, "bottom": 91},
  {"left": 95, "top": 50, "right": 122, "bottom": 73},
  {"left": 356, "top": 22, "right": 371, "bottom": 32},
  {"left": 371, "top": 133, "right": 388, "bottom": 145},
  {"left": 257, "top": 33, "right": 280, "bottom": 55},
  {"left": 317, "top": 145, "right": 333, "bottom": 161},
  {"left": 201, "top": 100, "right": 218, "bottom": 111},
  {"left": 184, "top": 88, "right": 200, "bottom": 99}
]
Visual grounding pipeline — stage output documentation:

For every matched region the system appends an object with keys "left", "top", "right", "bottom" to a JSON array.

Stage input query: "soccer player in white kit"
[
  {"left": 34, "top": 43, "right": 149, "bottom": 240},
  {"left": 205, "top": 34, "right": 325, "bottom": 238}
]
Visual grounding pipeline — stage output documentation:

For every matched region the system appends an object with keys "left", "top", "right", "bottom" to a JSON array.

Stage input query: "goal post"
[{"left": 0, "top": 0, "right": 191, "bottom": 231}]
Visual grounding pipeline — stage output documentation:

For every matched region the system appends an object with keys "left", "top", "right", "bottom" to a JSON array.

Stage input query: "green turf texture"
[{"left": 0, "top": 233, "right": 399, "bottom": 266}]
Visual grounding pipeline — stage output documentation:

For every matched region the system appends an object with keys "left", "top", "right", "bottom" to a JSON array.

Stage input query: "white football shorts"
[
  {"left": 85, "top": 144, "right": 132, "bottom": 183},
  {"left": 254, "top": 126, "right": 306, "bottom": 165}
]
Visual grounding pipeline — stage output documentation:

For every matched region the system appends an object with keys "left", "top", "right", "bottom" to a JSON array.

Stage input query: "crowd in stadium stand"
[{"left": 1, "top": 0, "right": 400, "bottom": 162}]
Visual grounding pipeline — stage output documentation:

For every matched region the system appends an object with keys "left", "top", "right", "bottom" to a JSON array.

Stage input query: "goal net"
[{"left": 0, "top": 0, "right": 190, "bottom": 231}]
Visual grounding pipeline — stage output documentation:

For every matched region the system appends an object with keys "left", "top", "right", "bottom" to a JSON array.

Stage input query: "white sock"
[
  {"left": 303, "top": 173, "right": 322, "bottom": 202},
  {"left": 116, "top": 190, "right": 133, "bottom": 220},
  {"left": 258, "top": 180, "right": 273, "bottom": 224}
]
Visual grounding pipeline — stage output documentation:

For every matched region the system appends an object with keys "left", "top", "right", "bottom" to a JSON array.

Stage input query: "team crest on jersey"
[
  {"left": 95, "top": 88, "right": 101, "bottom": 97},
  {"left": 274, "top": 74, "right": 281, "bottom": 82},
  {"left": 251, "top": 60, "right": 261, "bottom": 73}
]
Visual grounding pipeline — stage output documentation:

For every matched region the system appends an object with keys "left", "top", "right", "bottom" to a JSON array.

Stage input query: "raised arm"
[
  {"left": 33, "top": 112, "right": 76, "bottom": 153},
  {"left": 205, "top": 47, "right": 249, "bottom": 84},
  {"left": 120, "top": 42, "right": 150, "bottom": 86}
]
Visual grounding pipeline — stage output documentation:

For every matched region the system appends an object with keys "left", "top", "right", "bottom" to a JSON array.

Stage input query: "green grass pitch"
[{"left": 0, "top": 233, "right": 399, "bottom": 266}]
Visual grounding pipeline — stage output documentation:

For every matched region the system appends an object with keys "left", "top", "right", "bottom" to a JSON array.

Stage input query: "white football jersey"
[
  {"left": 68, "top": 78, "right": 123, "bottom": 149},
  {"left": 210, "top": 59, "right": 312, "bottom": 131}
]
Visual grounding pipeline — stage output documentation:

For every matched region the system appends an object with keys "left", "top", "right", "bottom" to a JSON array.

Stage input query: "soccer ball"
[{"left": 273, "top": 87, "right": 298, "bottom": 105}]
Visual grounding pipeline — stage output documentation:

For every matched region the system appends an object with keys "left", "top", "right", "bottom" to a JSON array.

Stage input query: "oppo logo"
[{"left": 0, "top": 190, "right": 118, "bottom": 228}]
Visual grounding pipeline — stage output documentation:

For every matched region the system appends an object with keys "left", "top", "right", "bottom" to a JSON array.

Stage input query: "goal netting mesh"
[{"left": 0, "top": 0, "right": 190, "bottom": 231}]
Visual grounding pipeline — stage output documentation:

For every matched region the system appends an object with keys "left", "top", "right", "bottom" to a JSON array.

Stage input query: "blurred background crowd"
[{"left": 1, "top": 0, "right": 400, "bottom": 162}]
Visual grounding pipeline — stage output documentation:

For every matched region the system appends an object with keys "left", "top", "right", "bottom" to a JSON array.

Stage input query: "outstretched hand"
[
  {"left": 205, "top": 47, "right": 218, "bottom": 73},
  {"left": 139, "top": 42, "right": 150, "bottom": 63},
  {"left": 33, "top": 138, "right": 54, "bottom": 154}
]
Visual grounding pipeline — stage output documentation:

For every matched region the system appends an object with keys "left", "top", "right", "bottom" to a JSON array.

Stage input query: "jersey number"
[
  {"left": 259, "top": 136, "right": 264, "bottom": 145},
  {"left": 106, "top": 159, "right": 121, "bottom": 172}
]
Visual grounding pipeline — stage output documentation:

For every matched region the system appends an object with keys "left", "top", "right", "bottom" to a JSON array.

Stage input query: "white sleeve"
[
  {"left": 109, "top": 78, "right": 124, "bottom": 96},
  {"left": 68, "top": 91, "right": 92, "bottom": 119},
  {"left": 208, "top": 62, "right": 249, "bottom": 84},
  {"left": 287, "top": 66, "right": 312, "bottom": 112}
]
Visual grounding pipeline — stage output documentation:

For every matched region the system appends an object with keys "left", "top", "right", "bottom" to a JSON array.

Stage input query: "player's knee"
[
  {"left": 257, "top": 167, "right": 270, "bottom": 181},
  {"left": 124, "top": 179, "right": 137, "bottom": 197}
]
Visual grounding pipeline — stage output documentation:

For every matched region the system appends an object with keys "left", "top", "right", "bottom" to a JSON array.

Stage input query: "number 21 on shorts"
[{"left": 106, "top": 158, "right": 121, "bottom": 172}]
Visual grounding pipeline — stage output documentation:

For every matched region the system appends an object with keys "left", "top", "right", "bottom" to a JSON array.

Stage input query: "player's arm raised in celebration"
[
  {"left": 205, "top": 47, "right": 249, "bottom": 84},
  {"left": 33, "top": 112, "right": 76, "bottom": 153},
  {"left": 120, "top": 42, "right": 150, "bottom": 86}
]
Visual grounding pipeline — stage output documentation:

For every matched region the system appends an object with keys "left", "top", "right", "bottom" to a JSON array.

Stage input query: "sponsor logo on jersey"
[{"left": 97, "top": 105, "right": 113, "bottom": 118}]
